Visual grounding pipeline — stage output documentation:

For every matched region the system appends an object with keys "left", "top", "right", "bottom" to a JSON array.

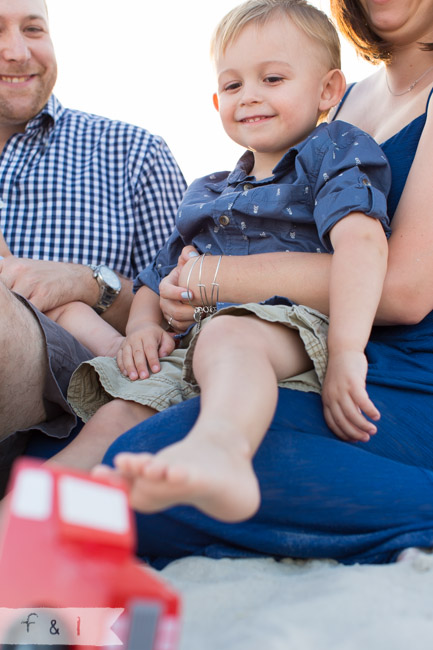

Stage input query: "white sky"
[{"left": 46, "top": 0, "right": 375, "bottom": 184}]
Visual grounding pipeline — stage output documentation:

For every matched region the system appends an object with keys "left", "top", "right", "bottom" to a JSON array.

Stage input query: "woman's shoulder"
[{"left": 330, "top": 70, "right": 383, "bottom": 126}]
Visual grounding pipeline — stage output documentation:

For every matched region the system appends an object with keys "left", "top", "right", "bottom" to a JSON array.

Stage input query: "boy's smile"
[{"left": 215, "top": 15, "right": 341, "bottom": 179}]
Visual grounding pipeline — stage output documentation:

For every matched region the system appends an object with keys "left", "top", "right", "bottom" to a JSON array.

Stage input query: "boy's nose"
[{"left": 239, "top": 84, "right": 262, "bottom": 106}]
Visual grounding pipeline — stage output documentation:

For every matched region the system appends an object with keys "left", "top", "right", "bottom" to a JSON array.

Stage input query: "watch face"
[{"left": 99, "top": 265, "right": 121, "bottom": 291}]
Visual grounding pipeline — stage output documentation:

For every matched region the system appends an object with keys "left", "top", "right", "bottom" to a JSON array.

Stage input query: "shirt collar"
[
  {"left": 205, "top": 124, "right": 322, "bottom": 191},
  {"left": 227, "top": 142, "right": 302, "bottom": 186},
  {"left": 25, "top": 95, "right": 64, "bottom": 133}
]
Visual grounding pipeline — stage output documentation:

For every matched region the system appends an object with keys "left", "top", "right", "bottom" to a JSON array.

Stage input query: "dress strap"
[
  {"left": 426, "top": 86, "right": 433, "bottom": 112},
  {"left": 331, "top": 83, "right": 356, "bottom": 120}
]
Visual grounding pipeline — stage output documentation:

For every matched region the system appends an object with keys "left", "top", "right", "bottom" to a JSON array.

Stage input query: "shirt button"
[
  {"left": 362, "top": 178, "right": 371, "bottom": 186},
  {"left": 0, "top": 199, "right": 5, "bottom": 209},
  {"left": 243, "top": 183, "right": 253, "bottom": 190},
  {"left": 219, "top": 215, "right": 230, "bottom": 226}
]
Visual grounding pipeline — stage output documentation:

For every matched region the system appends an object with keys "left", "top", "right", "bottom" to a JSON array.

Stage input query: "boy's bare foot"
[{"left": 109, "top": 434, "right": 261, "bottom": 522}]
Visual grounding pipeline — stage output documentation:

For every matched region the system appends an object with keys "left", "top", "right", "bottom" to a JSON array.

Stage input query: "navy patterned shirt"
[
  {"left": 136, "top": 120, "right": 391, "bottom": 294},
  {"left": 0, "top": 95, "right": 186, "bottom": 279}
]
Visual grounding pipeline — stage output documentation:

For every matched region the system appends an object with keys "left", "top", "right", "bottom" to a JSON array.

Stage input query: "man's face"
[{"left": 0, "top": 0, "right": 57, "bottom": 131}]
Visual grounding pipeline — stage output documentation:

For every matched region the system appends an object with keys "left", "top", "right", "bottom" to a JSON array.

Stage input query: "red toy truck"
[{"left": 0, "top": 458, "right": 181, "bottom": 650}]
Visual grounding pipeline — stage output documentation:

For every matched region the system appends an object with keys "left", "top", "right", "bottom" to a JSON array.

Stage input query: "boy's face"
[{"left": 215, "top": 15, "right": 332, "bottom": 174}]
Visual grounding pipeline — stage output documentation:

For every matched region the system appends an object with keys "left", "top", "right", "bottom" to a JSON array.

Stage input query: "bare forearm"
[
  {"left": 178, "top": 251, "right": 332, "bottom": 314},
  {"left": 54, "top": 264, "right": 133, "bottom": 334},
  {"left": 125, "top": 285, "right": 163, "bottom": 334},
  {"left": 328, "top": 218, "right": 388, "bottom": 353},
  {"left": 98, "top": 276, "right": 133, "bottom": 334},
  {"left": 0, "top": 231, "right": 10, "bottom": 257},
  {"left": 177, "top": 246, "right": 414, "bottom": 327}
]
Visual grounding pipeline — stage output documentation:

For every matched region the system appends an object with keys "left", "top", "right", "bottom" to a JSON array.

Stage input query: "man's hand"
[
  {"left": 116, "top": 322, "right": 175, "bottom": 381},
  {"left": 321, "top": 350, "right": 380, "bottom": 443},
  {"left": 0, "top": 256, "right": 99, "bottom": 312}
]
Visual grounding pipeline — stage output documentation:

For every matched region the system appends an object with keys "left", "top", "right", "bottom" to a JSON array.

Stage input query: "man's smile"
[{"left": 0, "top": 75, "right": 35, "bottom": 84}]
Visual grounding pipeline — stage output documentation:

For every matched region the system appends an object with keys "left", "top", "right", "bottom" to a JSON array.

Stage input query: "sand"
[{"left": 161, "top": 553, "right": 433, "bottom": 650}]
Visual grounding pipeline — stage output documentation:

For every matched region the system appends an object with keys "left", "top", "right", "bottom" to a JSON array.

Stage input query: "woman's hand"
[{"left": 159, "top": 246, "right": 199, "bottom": 332}]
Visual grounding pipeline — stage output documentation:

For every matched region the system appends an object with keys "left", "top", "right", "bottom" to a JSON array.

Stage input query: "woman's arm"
[
  {"left": 177, "top": 250, "right": 332, "bottom": 312},
  {"left": 161, "top": 249, "right": 332, "bottom": 331},
  {"left": 372, "top": 107, "right": 433, "bottom": 325}
]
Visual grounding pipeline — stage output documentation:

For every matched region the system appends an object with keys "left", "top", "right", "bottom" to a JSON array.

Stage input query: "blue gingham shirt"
[
  {"left": 0, "top": 95, "right": 186, "bottom": 278},
  {"left": 136, "top": 120, "right": 391, "bottom": 294}
]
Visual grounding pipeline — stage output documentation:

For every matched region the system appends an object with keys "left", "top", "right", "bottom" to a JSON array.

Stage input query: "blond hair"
[{"left": 210, "top": 0, "right": 341, "bottom": 71}]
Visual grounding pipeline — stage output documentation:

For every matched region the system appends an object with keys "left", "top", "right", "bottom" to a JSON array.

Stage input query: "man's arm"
[
  {"left": 0, "top": 231, "right": 11, "bottom": 257},
  {"left": 0, "top": 257, "right": 133, "bottom": 333}
]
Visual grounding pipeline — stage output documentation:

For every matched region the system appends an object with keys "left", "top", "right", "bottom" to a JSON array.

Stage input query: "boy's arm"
[
  {"left": 322, "top": 212, "right": 388, "bottom": 441},
  {"left": 117, "top": 285, "right": 175, "bottom": 381}
]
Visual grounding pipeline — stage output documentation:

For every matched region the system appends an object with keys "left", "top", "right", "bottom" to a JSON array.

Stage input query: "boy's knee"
[
  {"left": 197, "top": 315, "right": 254, "bottom": 354},
  {"left": 202, "top": 314, "right": 242, "bottom": 341}
]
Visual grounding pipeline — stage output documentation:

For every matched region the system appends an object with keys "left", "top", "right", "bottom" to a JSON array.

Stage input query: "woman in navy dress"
[{"left": 101, "top": 0, "right": 433, "bottom": 567}]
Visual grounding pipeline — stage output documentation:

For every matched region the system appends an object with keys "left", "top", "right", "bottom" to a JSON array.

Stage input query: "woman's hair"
[
  {"left": 210, "top": 0, "right": 341, "bottom": 71},
  {"left": 330, "top": 0, "right": 433, "bottom": 64}
]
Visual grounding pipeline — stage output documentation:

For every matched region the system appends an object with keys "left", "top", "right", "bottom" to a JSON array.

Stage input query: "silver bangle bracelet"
[{"left": 186, "top": 253, "right": 222, "bottom": 329}]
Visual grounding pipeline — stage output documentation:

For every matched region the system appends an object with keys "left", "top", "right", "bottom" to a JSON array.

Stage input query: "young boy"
[{"left": 66, "top": 0, "right": 390, "bottom": 522}]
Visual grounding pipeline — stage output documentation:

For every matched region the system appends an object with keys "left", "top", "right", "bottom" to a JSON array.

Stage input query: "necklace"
[{"left": 385, "top": 64, "right": 433, "bottom": 96}]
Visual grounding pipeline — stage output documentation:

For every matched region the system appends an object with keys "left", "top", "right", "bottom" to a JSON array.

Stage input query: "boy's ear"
[
  {"left": 318, "top": 69, "right": 346, "bottom": 113},
  {"left": 213, "top": 93, "right": 219, "bottom": 112}
]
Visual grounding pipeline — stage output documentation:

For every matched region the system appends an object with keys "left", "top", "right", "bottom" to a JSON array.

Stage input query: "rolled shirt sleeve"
[{"left": 309, "top": 122, "right": 391, "bottom": 251}]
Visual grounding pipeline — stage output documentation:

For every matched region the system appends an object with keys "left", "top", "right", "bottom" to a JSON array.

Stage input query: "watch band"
[{"left": 89, "top": 264, "right": 121, "bottom": 314}]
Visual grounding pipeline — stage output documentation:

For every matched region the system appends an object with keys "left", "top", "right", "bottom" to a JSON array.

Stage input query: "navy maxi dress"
[{"left": 101, "top": 87, "right": 433, "bottom": 567}]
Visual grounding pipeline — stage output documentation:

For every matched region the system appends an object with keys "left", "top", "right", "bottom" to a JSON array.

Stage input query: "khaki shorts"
[{"left": 67, "top": 302, "right": 329, "bottom": 423}]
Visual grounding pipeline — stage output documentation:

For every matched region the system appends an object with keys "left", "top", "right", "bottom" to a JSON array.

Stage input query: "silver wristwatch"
[{"left": 89, "top": 264, "right": 121, "bottom": 314}]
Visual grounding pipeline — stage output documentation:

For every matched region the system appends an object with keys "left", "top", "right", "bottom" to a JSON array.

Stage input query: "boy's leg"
[
  {"left": 108, "top": 314, "right": 312, "bottom": 522},
  {"left": 46, "top": 302, "right": 124, "bottom": 357},
  {"left": 49, "top": 399, "right": 157, "bottom": 470}
]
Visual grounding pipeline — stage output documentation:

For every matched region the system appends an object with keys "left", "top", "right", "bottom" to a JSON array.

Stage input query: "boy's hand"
[
  {"left": 116, "top": 322, "right": 175, "bottom": 381},
  {"left": 321, "top": 350, "right": 380, "bottom": 442}
]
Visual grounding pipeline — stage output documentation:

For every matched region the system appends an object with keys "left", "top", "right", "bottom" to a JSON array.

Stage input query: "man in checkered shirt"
[{"left": 0, "top": 0, "right": 186, "bottom": 489}]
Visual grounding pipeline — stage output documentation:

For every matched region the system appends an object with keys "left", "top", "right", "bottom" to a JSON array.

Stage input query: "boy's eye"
[
  {"left": 224, "top": 82, "right": 242, "bottom": 92},
  {"left": 265, "top": 76, "right": 284, "bottom": 84}
]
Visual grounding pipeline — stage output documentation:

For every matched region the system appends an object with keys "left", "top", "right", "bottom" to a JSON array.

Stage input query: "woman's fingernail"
[
  {"left": 181, "top": 291, "right": 193, "bottom": 299},
  {"left": 188, "top": 251, "right": 199, "bottom": 257}
]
